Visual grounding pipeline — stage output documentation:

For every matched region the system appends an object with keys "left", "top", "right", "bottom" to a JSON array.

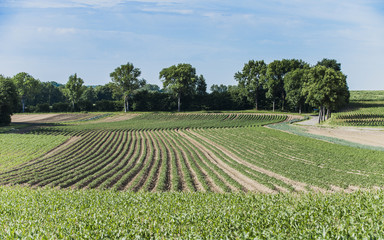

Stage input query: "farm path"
[
  {"left": 11, "top": 113, "right": 93, "bottom": 123},
  {"left": 295, "top": 116, "right": 384, "bottom": 148}
]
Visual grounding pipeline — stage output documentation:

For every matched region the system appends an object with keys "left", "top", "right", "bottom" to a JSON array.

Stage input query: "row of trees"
[
  {"left": 235, "top": 59, "right": 349, "bottom": 122},
  {"left": 0, "top": 58, "right": 349, "bottom": 126}
]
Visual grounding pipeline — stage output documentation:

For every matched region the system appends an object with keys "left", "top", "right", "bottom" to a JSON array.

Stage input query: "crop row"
[
  {"left": 192, "top": 127, "right": 384, "bottom": 189},
  {"left": 2, "top": 186, "right": 384, "bottom": 239},
  {"left": 2, "top": 125, "right": 384, "bottom": 191},
  {"left": 0, "top": 128, "right": 282, "bottom": 193},
  {"left": 32, "top": 113, "right": 287, "bottom": 135}
]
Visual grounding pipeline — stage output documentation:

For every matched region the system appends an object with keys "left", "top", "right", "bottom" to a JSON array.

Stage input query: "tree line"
[{"left": 0, "top": 58, "right": 349, "bottom": 126}]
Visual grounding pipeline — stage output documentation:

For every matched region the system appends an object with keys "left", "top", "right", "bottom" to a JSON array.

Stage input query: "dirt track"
[
  {"left": 296, "top": 116, "right": 384, "bottom": 148},
  {"left": 11, "top": 114, "right": 93, "bottom": 123}
]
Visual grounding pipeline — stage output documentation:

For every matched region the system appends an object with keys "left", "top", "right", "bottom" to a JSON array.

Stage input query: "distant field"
[
  {"left": 330, "top": 101, "right": 384, "bottom": 127},
  {"left": 350, "top": 90, "right": 384, "bottom": 101},
  {"left": 34, "top": 113, "right": 288, "bottom": 134},
  {"left": 328, "top": 90, "right": 384, "bottom": 127}
]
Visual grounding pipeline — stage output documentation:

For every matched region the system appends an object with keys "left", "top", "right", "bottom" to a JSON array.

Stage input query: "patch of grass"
[{"left": 0, "top": 134, "right": 68, "bottom": 172}]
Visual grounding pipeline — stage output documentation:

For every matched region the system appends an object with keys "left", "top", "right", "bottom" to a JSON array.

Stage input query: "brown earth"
[
  {"left": 11, "top": 113, "right": 94, "bottom": 123},
  {"left": 296, "top": 116, "right": 384, "bottom": 148},
  {"left": 300, "top": 126, "right": 384, "bottom": 148}
]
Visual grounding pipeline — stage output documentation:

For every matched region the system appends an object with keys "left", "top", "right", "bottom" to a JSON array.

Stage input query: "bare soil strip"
[
  {"left": 299, "top": 125, "right": 384, "bottom": 148},
  {"left": 12, "top": 114, "right": 94, "bottom": 123},
  {"left": 178, "top": 131, "right": 275, "bottom": 193},
  {"left": 186, "top": 129, "right": 310, "bottom": 193}
]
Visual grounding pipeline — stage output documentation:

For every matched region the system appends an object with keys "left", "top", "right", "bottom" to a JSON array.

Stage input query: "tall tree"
[
  {"left": 265, "top": 59, "right": 307, "bottom": 111},
  {"left": 110, "top": 62, "right": 146, "bottom": 112},
  {"left": 235, "top": 60, "right": 267, "bottom": 110},
  {"left": 302, "top": 65, "right": 349, "bottom": 123},
  {"left": 284, "top": 68, "right": 309, "bottom": 113},
  {"left": 0, "top": 75, "right": 18, "bottom": 126},
  {"left": 12, "top": 72, "right": 40, "bottom": 113},
  {"left": 316, "top": 58, "right": 341, "bottom": 71},
  {"left": 65, "top": 73, "right": 84, "bottom": 111},
  {"left": 196, "top": 75, "right": 207, "bottom": 96},
  {"left": 265, "top": 60, "right": 285, "bottom": 111},
  {"left": 210, "top": 84, "right": 228, "bottom": 93},
  {"left": 159, "top": 63, "right": 197, "bottom": 112}
]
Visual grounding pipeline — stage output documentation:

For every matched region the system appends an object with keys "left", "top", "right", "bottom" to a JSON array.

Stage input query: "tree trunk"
[
  {"left": 299, "top": 105, "right": 301, "bottom": 114},
  {"left": 322, "top": 106, "right": 326, "bottom": 122},
  {"left": 272, "top": 100, "right": 275, "bottom": 112},
  {"left": 177, "top": 93, "right": 181, "bottom": 112},
  {"left": 72, "top": 101, "right": 75, "bottom": 111},
  {"left": 318, "top": 106, "right": 321, "bottom": 124},
  {"left": 326, "top": 107, "right": 331, "bottom": 119},
  {"left": 255, "top": 92, "right": 258, "bottom": 110},
  {"left": 124, "top": 95, "right": 129, "bottom": 112},
  {"left": 21, "top": 96, "right": 25, "bottom": 113}
]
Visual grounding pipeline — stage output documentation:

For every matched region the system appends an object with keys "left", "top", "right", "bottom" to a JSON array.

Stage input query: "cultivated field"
[
  {"left": 1, "top": 113, "right": 383, "bottom": 193},
  {"left": 1, "top": 111, "right": 384, "bottom": 238}
]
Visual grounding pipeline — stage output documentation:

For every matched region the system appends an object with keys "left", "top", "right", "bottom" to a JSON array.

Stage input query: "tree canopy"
[
  {"left": 110, "top": 62, "right": 146, "bottom": 112},
  {"left": 0, "top": 75, "right": 18, "bottom": 126},
  {"left": 302, "top": 65, "right": 349, "bottom": 122},
  {"left": 235, "top": 60, "right": 267, "bottom": 110},
  {"left": 65, "top": 73, "right": 84, "bottom": 111},
  {"left": 12, "top": 72, "right": 40, "bottom": 113},
  {"left": 160, "top": 63, "right": 198, "bottom": 112}
]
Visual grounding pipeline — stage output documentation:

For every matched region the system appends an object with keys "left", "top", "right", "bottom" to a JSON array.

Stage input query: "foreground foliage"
[{"left": 0, "top": 186, "right": 383, "bottom": 239}]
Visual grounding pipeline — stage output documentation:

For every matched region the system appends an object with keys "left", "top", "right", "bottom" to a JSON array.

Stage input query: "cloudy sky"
[{"left": 0, "top": 0, "right": 383, "bottom": 90}]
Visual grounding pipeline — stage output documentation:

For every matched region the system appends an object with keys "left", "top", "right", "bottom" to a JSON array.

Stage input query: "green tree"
[
  {"left": 196, "top": 75, "right": 207, "bottom": 96},
  {"left": 0, "top": 75, "right": 18, "bottom": 126},
  {"left": 235, "top": 60, "right": 267, "bottom": 110},
  {"left": 210, "top": 84, "right": 228, "bottom": 93},
  {"left": 65, "top": 73, "right": 84, "bottom": 111},
  {"left": 284, "top": 68, "right": 309, "bottom": 113},
  {"left": 12, "top": 72, "right": 40, "bottom": 113},
  {"left": 81, "top": 86, "right": 97, "bottom": 103},
  {"left": 110, "top": 62, "right": 146, "bottom": 112},
  {"left": 302, "top": 65, "right": 349, "bottom": 123},
  {"left": 159, "top": 63, "right": 197, "bottom": 112},
  {"left": 316, "top": 58, "right": 341, "bottom": 71}
]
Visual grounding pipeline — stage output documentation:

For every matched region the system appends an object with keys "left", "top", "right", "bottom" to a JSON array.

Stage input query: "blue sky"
[{"left": 0, "top": 0, "right": 383, "bottom": 90}]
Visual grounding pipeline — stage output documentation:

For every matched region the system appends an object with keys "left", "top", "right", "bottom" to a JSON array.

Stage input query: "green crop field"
[
  {"left": 1, "top": 112, "right": 384, "bottom": 238},
  {"left": 328, "top": 91, "right": 384, "bottom": 127},
  {"left": 1, "top": 186, "right": 384, "bottom": 239}
]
